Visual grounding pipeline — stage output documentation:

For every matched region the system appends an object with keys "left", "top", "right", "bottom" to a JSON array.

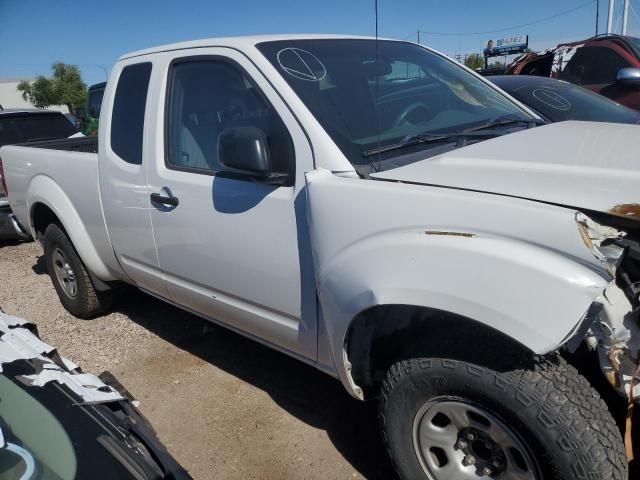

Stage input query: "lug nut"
[
  {"left": 462, "top": 454, "right": 476, "bottom": 466},
  {"left": 492, "top": 457, "right": 504, "bottom": 468},
  {"left": 465, "top": 432, "right": 476, "bottom": 441},
  {"left": 481, "top": 466, "right": 493, "bottom": 476},
  {"left": 455, "top": 439, "right": 467, "bottom": 449}
]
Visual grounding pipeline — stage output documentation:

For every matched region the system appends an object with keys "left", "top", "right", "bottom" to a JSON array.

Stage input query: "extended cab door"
[
  {"left": 98, "top": 61, "right": 165, "bottom": 294},
  {"left": 145, "top": 49, "right": 316, "bottom": 359}
]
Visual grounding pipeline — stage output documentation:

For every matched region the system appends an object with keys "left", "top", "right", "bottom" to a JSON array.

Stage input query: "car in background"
[
  {"left": 0, "top": 309, "right": 192, "bottom": 480},
  {"left": 507, "top": 34, "right": 640, "bottom": 110},
  {"left": 488, "top": 75, "right": 640, "bottom": 124},
  {"left": 0, "top": 109, "right": 79, "bottom": 240},
  {"left": 64, "top": 112, "right": 81, "bottom": 129},
  {"left": 81, "top": 81, "right": 106, "bottom": 135}
]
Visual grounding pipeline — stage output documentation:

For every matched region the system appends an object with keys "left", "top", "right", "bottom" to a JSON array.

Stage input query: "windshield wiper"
[
  {"left": 362, "top": 116, "right": 547, "bottom": 158},
  {"left": 465, "top": 116, "right": 546, "bottom": 133},
  {"left": 362, "top": 130, "right": 503, "bottom": 157}
]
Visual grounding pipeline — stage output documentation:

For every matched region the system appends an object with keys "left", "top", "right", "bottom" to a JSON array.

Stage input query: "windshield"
[
  {"left": 499, "top": 79, "right": 640, "bottom": 124},
  {"left": 0, "top": 376, "right": 75, "bottom": 479},
  {"left": 0, "top": 113, "right": 78, "bottom": 147},
  {"left": 258, "top": 39, "right": 532, "bottom": 169},
  {"left": 629, "top": 37, "right": 640, "bottom": 55}
]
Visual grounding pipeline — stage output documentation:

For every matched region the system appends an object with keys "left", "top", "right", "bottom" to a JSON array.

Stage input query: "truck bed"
[{"left": 0, "top": 139, "right": 121, "bottom": 281}]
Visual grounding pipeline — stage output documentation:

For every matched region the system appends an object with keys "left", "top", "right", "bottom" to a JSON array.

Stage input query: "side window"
[
  {"left": 111, "top": 63, "right": 152, "bottom": 165},
  {"left": 166, "top": 59, "right": 294, "bottom": 176},
  {"left": 559, "top": 46, "right": 630, "bottom": 85}
]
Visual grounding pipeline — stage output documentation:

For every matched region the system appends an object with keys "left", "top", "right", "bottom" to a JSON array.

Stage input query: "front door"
[{"left": 147, "top": 49, "right": 316, "bottom": 358}]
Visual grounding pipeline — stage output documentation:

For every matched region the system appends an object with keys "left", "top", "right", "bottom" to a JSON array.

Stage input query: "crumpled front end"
[{"left": 575, "top": 211, "right": 640, "bottom": 404}]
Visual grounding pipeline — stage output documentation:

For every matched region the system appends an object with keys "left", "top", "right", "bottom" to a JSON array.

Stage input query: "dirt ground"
[{"left": 0, "top": 240, "right": 397, "bottom": 480}]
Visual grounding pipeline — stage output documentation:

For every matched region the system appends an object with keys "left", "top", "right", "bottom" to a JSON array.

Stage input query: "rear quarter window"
[
  {"left": 0, "top": 114, "right": 77, "bottom": 147},
  {"left": 110, "top": 62, "right": 152, "bottom": 165}
]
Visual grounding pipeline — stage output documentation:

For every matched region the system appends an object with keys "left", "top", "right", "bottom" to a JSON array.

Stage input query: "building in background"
[{"left": 0, "top": 77, "right": 68, "bottom": 113}]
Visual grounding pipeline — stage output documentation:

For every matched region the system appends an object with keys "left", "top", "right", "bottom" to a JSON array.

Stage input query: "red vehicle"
[{"left": 507, "top": 34, "right": 640, "bottom": 110}]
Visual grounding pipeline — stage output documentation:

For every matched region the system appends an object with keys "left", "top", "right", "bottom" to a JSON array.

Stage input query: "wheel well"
[
  {"left": 346, "top": 305, "right": 536, "bottom": 398},
  {"left": 31, "top": 203, "right": 63, "bottom": 241}
]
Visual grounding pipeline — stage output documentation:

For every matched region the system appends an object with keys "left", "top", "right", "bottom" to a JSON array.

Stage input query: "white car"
[{"left": 1, "top": 34, "right": 638, "bottom": 480}]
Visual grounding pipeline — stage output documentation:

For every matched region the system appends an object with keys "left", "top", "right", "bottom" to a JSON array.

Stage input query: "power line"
[{"left": 416, "top": 0, "right": 595, "bottom": 36}]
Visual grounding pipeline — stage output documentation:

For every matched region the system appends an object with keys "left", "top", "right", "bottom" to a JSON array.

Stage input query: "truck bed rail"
[{"left": 17, "top": 136, "right": 99, "bottom": 154}]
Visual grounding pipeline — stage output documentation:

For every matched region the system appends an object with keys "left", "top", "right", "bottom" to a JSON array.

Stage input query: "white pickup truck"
[{"left": 1, "top": 35, "right": 639, "bottom": 480}]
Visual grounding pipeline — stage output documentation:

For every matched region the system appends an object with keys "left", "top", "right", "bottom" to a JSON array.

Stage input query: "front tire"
[
  {"left": 43, "top": 223, "right": 112, "bottom": 318},
  {"left": 380, "top": 356, "right": 627, "bottom": 480}
]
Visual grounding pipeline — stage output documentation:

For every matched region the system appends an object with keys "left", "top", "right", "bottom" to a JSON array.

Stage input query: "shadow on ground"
[{"left": 112, "top": 287, "right": 397, "bottom": 480}]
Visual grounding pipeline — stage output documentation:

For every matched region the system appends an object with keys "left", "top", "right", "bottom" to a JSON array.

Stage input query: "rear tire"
[
  {"left": 43, "top": 223, "right": 112, "bottom": 318},
  {"left": 380, "top": 355, "right": 627, "bottom": 480}
]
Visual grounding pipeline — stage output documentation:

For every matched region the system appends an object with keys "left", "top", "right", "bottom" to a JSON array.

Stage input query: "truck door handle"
[{"left": 150, "top": 191, "right": 179, "bottom": 207}]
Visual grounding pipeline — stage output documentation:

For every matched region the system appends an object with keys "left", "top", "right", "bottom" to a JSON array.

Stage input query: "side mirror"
[
  {"left": 218, "top": 126, "right": 271, "bottom": 178},
  {"left": 218, "top": 127, "right": 290, "bottom": 185},
  {"left": 617, "top": 67, "right": 640, "bottom": 88}
]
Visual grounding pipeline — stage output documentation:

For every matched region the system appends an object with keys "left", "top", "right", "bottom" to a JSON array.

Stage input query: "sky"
[{"left": 1, "top": 0, "right": 640, "bottom": 86}]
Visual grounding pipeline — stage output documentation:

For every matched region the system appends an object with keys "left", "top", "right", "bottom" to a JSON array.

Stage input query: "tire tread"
[{"left": 380, "top": 355, "right": 627, "bottom": 480}]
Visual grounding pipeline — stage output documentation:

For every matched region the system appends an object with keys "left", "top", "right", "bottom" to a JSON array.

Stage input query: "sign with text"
[{"left": 484, "top": 35, "right": 528, "bottom": 57}]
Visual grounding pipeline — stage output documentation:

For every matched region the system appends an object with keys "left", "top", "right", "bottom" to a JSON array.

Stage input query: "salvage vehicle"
[
  {"left": 1, "top": 35, "right": 639, "bottom": 480},
  {"left": 0, "top": 309, "right": 191, "bottom": 479},
  {"left": 488, "top": 75, "right": 640, "bottom": 124},
  {"left": 0, "top": 109, "right": 79, "bottom": 240},
  {"left": 507, "top": 34, "right": 640, "bottom": 110}
]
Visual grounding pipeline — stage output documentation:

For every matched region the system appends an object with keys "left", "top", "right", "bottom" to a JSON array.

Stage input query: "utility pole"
[
  {"left": 596, "top": 0, "right": 600, "bottom": 35},
  {"left": 607, "top": 0, "right": 615, "bottom": 34},
  {"left": 417, "top": 30, "right": 420, "bottom": 45},
  {"left": 622, "top": 0, "right": 629, "bottom": 35}
]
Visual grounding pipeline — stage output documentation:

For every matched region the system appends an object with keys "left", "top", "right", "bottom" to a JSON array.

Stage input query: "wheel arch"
[
  {"left": 27, "top": 175, "right": 115, "bottom": 281},
  {"left": 345, "top": 304, "right": 537, "bottom": 399}
]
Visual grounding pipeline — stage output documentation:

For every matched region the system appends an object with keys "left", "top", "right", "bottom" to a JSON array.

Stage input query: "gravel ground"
[{"left": 0, "top": 240, "right": 397, "bottom": 480}]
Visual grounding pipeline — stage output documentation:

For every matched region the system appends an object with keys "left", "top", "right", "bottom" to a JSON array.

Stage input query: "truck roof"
[{"left": 119, "top": 34, "right": 391, "bottom": 60}]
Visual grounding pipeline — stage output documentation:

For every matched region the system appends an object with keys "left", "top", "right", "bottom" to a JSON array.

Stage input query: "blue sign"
[{"left": 484, "top": 35, "right": 529, "bottom": 57}]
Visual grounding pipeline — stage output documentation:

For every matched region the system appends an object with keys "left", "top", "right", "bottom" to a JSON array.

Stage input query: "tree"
[
  {"left": 464, "top": 53, "right": 485, "bottom": 70},
  {"left": 17, "top": 62, "right": 87, "bottom": 114}
]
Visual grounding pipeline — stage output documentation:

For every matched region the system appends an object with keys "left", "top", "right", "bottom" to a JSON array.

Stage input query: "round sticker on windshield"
[
  {"left": 277, "top": 48, "right": 327, "bottom": 81},
  {"left": 532, "top": 88, "right": 571, "bottom": 111}
]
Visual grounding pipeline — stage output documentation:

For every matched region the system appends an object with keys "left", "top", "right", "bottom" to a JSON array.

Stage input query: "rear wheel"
[
  {"left": 380, "top": 356, "right": 627, "bottom": 480},
  {"left": 43, "top": 224, "right": 112, "bottom": 318}
]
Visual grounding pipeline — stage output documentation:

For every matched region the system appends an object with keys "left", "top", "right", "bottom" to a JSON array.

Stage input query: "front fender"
[
  {"left": 305, "top": 169, "right": 611, "bottom": 398},
  {"left": 27, "top": 175, "right": 116, "bottom": 281},
  {"left": 318, "top": 228, "right": 606, "bottom": 354}
]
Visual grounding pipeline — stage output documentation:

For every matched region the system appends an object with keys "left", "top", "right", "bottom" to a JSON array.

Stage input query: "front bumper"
[{"left": 0, "top": 206, "right": 30, "bottom": 240}]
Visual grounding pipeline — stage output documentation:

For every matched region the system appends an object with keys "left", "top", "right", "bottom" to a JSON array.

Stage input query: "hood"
[{"left": 371, "top": 121, "right": 640, "bottom": 219}]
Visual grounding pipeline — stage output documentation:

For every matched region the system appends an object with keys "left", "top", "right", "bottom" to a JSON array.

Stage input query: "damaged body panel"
[
  {"left": 305, "top": 166, "right": 639, "bottom": 400},
  {"left": 307, "top": 121, "right": 640, "bottom": 402},
  {"left": 0, "top": 311, "right": 125, "bottom": 404},
  {"left": 575, "top": 214, "right": 640, "bottom": 404}
]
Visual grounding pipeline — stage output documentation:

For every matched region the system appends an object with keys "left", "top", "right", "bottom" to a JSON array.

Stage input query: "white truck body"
[
  {"left": 1, "top": 34, "right": 639, "bottom": 478},
  {"left": 2, "top": 34, "right": 638, "bottom": 395}
]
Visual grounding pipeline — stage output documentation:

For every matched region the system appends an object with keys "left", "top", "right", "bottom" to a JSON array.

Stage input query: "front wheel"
[{"left": 380, "top": 356, "right": 627, "bottom": 480}]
